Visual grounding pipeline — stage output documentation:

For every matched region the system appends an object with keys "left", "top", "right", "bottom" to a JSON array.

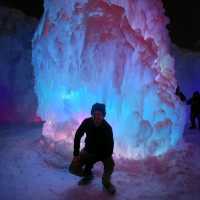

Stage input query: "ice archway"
[{"left": 32, "top": 0, "right": 185, "bottom": 159}]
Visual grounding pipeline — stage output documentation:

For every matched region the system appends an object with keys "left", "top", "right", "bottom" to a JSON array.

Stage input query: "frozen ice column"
[{"left": 32, "top": 0, "right": 186, "bottom": 159}]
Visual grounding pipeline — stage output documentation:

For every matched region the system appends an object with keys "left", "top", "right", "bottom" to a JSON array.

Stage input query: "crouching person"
[{"left": 69, "top": 103, "right": 116, "bottom": 194}]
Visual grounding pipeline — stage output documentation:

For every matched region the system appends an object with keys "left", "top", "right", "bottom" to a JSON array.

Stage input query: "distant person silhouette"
[
  {"left": 69, "top": 103, "right": 116, "bottom": 194},
  {"left": 175, "top": 86, "right": 186, "bottom": 102},
  {"left": 187, "top": 91, "right": 200, "bottom": 129}
]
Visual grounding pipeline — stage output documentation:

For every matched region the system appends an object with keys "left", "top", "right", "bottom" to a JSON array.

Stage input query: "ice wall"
[
  {"left": 0, "top": 6, "right": 38, "bottom": 123},
  {"left": 32, "top": 0, "right": 186, "bottom": 159},
  {"left": 173, "top": 45, "right": 200, "bottom": 98}
]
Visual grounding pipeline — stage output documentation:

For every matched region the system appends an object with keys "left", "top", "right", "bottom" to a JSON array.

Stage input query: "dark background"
[{"left": 0, "top": 0, "right": 200, "bottom": 51}]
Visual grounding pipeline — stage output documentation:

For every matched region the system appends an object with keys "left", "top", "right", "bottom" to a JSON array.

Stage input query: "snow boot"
[
  {"left": 78, "top": 174, "right": 94, "bottom": 185},
  {"left": 102, "top": 180, "right": 116, "bottom": 195}
]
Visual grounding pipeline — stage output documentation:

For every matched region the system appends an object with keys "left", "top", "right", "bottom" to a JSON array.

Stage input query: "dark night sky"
[{"left": 0, "top": 0, "right": 200, "bottom": 51}]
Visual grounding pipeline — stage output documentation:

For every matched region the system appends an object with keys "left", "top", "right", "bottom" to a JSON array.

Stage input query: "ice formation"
[
  {"left": 0, "top": 6, "right": 37, "bottom": 123},
  {"left": 32, "top": 0, "right": 186, "bottom": 159},
  {"left": 173, "top": 45, "right": 200, "bottom": 97}
]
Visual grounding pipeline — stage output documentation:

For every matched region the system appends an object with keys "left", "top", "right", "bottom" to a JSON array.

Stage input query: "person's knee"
[
  {"left": 69, "top": 158, "right": 83, "bottom": 177},
  {"left": 80, "top": 150, "right": 97, "bottom": 166},
  {"left": 79, "top": 149, "right": 89, "bottom": 158}
]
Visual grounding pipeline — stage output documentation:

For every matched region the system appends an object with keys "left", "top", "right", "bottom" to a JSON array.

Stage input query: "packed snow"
[{"left": 0, "top": 125, "right": 200, "bottom": 200}]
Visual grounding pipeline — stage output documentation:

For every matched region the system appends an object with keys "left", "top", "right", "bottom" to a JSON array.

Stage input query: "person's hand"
[{"left": 73, "top": 156, "right": 80, "bottom": 163}]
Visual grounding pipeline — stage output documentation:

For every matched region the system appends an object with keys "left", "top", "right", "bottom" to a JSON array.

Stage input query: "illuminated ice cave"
[{"left": 32, "top": 0, "right": 186, "bottom": 159}]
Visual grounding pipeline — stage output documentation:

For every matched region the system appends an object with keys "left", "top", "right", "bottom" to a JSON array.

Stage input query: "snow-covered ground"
[{"left": 0, "top": 125, "right": 200, "bottom": 200}]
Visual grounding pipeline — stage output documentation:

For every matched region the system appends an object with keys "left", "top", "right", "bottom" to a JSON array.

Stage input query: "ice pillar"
[{"left": 32, "top": 0, "right": 186, "bottom": 159}]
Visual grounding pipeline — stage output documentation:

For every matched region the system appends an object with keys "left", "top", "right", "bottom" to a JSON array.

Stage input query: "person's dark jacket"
[
  {"left": 73, "top": 117, "right": 114, "bottom": 159},
  {"left": 187, "top": 93, "right": 200, "bottom": 114}
]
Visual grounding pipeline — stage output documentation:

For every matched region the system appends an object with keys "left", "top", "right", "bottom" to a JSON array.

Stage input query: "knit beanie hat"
[{"left": 91, "top": 103, "right": 106, "bottom": 117}]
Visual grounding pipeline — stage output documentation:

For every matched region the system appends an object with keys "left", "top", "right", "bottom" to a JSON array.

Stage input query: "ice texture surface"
[
  {"left": 32, "top": 0, "right": 186, "bottom": 159},
  {"left": 0, "top": 6, "right": 38, "bottom": 123}
]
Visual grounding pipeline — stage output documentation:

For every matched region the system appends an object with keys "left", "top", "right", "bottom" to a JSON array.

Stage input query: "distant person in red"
[
  {"left": 187, "top": 91, "right": 200, "bottom": 129},
  {"left": 69, "top": 103, "right": 116, "bottom": 194}
]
